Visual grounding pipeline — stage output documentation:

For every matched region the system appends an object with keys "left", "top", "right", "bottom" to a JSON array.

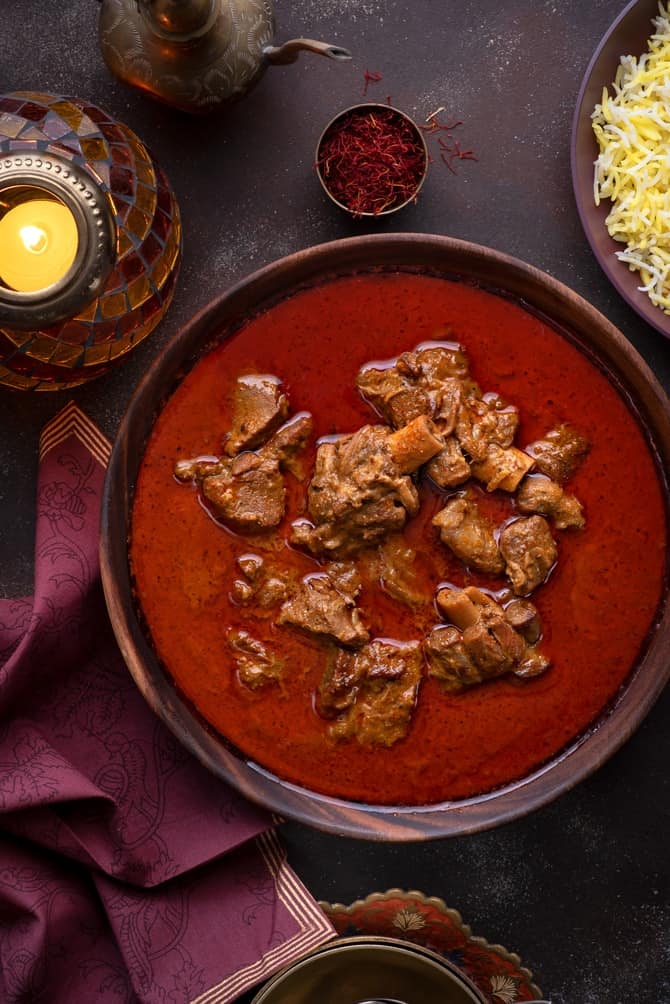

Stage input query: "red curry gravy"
[{"left": 131, "top": 273, "right": 668, "bottom": 804}]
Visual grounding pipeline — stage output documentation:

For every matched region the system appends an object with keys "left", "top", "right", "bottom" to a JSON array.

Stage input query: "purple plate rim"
[{"left": 570, "top": 0, "right": 670, "bottom": 341}]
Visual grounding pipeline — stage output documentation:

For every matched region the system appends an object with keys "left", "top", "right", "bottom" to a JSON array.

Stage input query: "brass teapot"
[{"left": 98, "top": 0, "right": 351, "bottom": 114}]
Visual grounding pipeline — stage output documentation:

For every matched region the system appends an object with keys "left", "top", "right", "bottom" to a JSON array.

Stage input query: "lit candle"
[{"left": 0, "top": 197, "right": 79, "bottom": 293}]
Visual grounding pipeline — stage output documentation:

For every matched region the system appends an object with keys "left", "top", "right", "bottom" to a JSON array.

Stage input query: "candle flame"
[
  {"left": 0, "top": 198, "right": 78, "bottom": 292},
  {"left": 19, "top": 225, "right": 49, "bottom": 255}
]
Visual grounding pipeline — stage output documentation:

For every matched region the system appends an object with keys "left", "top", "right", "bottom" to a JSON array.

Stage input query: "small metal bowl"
[
  {"left": 315, "top": 103, "right": 429, "bottom": 218},
  {"left": 250, "top": 935, "right": 486, "bottom": 1003}
]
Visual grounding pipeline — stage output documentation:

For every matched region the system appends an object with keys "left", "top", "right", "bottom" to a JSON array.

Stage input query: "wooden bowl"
[{"left": 100, "top": 233, "right": 670, "bottom": 840}]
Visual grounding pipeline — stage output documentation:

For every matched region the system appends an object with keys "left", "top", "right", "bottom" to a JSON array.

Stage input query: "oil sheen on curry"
[{"left": 131, "top": 273, "right": 667, "bottom": 805}]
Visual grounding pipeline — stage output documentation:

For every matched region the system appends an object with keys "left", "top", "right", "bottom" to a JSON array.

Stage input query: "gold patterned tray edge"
[{"left": 319, "top": 887, "right": 541, "bottom": 999}]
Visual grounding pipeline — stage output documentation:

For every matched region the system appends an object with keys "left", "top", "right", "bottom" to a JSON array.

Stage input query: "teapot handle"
[{"left": 264, "top": 38, "right": 352, "bottom": 65}]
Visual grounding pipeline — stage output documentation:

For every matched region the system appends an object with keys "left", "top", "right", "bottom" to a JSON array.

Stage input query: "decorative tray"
[{"left": 320, "top": 889, "right": 543, "bottom": 1003}]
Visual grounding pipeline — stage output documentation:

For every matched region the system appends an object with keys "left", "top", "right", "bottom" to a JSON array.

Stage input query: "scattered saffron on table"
[
  {"left": 420, "top": 108, "right": 478, "bottom": 173},
  {"left": 437, "top": 135, "right": 478, "bottom": 174},
  {"left": 363, "top": 68, "right": 383, "bottom": 96},
  {"left": 316, "top": 107, "right": 426, "bottom": 216}
]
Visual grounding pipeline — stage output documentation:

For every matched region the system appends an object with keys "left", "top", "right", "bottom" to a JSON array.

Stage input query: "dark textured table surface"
[{"left": 1, "top": 2, "right": 669, "bottom": 1002}]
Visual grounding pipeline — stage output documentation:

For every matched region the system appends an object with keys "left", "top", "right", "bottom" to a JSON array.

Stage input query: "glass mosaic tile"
[
  {"left": 116, "top": 230, "right": 134, "bottom": 257},
  {"left": 0, "top": 97, "right": 24, "bottom": 113},
  {"left": 109, "top": 337, "right": 132, "bottom": 360},
  {"left": 152, "top": 207, "right": 172, "bottom": 244},
  {"left": 50, "top": 341, "right": 85, "bottom": 366},
  {"left": 80, "top": 137, "right": 110, "bottom": 162},
  {"left": 140, "top": 231, "right": 163, "bottom": 265},
  {"left": 0, "top": 113, "right": 25, "bottom": 138},
  {"left": 110, "top": 143, "right": 132, "bottom": 168},
  {"left": 99, "top": 122, "right": 127, "bottom": 145},
  {"left": 135, "top": 159, "right": 156, "bottom": 187},
  {"left": 1, "top": 328, "right": 33, "bottom": 350},
  {"left": 100, "top": 291, "right": 129, "bottom": 320},
  {"left": 55, "top": 322, "right": 90, "bottom": 347},
  {"left": 126, "top": 204, "right": 151, "bottom": 241},
  {"left": 151, "top": 253, "right": 170, "bottom": 290},
  {"left": 47, "top": 101, "right": 83, "bottom": 130},
  {"left": 75, "top": 300, "right": 98, "bottom": 323},
  {"left": 135, "top": 182, "right": 157, "bottom": 218},
  {"left": 18, "top": 126, "right": 49, "bottom": 142},
  {"left": 27, "top": 336, "right": 59, "bottom": 362},
  {"left": 84, "top": 342, "right": 113, "bottom": 366},
  {"left": 42, "top": 113, "right": 75, "bottom": 141},
  {"left": 18, "top": 102, "right": 48, "bottom": 122},
  {"left": 0, "top": 364, "right": 38, "bottom": 389},
  {"left": 110, "top": 164, "right": 135, "bottom": 198}
]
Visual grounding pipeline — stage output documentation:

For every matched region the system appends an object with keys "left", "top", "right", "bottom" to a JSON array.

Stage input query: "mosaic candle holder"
[{"left": 0, "top": 91, "right": 181, "bottom": 390}]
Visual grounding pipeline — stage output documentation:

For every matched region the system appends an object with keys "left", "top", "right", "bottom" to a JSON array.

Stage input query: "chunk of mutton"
[
  {"left": 503, "top": 597, "right": 542, "bottom": 644},
  {"left": 432, "top": 492, "right": 504, "bottom": 575},
  {"left": 291, "top": 416, "right": 443, "bottom": 557},
  {"left": 426, "top": 585, "right": 550, "bottom": 691},
  {"left": 316, "top": 646, "right": 365, "bottom": 718},
  {"left": 454, "top": 392, "right": 519, "bottom": 460},
  {"left": 230, "top": 553, "right": 293, "bottom": 607},
  {"left": 261, "top": 412, "right": 314, "bottom": 478},
  {"left": 425, "top": 626, "right": 484, "bottom": 691},
  {"left": 176, "top": 413, "right": 313, "bottom": 534},
  {"left": 223, "top": 374, "right": 289, "bottom": 456},
  {"left": 228, "top": 630, "right": 284, "bottom": 690},
  {"left": 201, "top": 451, "right": 285, "bottom": 532},
  {"left": 277, "top": 569, "right": 369, "bottom": 648},
  {"left": 525, "top": 423, "right": 590, "bottom": 484},
  {"left": 357, "top": 344, "right": 479, "bottom": 487},
  {"left": 370, "top": 535, "right": 432, "bottom": 608},
  {"left": 499, "top": 515, "right": 557, "bottom": 595},
  {"left": 425, "top": 435, "right": 471, "bottom": 488},
  {"left": 173, "top": 456, "right": 225, "bottom": 481},
  {"left": 516, "top": 474, "right": 585, "bottom": 529},
  {"left": 356, "top": 343, "right": 473, "bottom": 432},
  {"left": 318, "top": 639, "right": 423, "bottom": 747}
]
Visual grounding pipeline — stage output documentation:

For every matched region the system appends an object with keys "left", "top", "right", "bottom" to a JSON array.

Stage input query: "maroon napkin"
[{"left": 0, "top": 402, "right": 333, "bottom": 1004}]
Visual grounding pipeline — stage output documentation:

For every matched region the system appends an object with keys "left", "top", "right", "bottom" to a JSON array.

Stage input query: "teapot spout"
[{"left": 264, "top": 38, "right": 352, "bottom": 65}]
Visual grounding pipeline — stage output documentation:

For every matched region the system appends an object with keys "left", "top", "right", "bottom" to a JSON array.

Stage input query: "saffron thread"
[
  {"left": 421, "top": 109, "right": 478, "bottom": 174},
  {"left": 363, "top": 69, "right": 383, "bottom": 96}
]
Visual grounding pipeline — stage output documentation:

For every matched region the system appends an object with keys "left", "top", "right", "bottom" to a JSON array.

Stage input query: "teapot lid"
[{"left": 140, "top": 0, "right": 220, "bottom": 40}]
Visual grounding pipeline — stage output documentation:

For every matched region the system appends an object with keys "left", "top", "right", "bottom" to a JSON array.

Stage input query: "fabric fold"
[{"left": 0, "top": 402, "right": 333, "bottom": 1004}]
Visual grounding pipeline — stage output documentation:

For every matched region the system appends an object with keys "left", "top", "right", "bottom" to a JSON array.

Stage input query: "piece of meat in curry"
[
  {"left": 228, "top": 629, "right": 284, "bottom": 690},
  {"left": 290, "top": 415, "right": 442, "bottom": 557},
  {"left": 230, "top": 553, "right": 293, "bottom": 608},
  {"left": 357, "top": 342, "right": 536, "bottom": 497},
  {"left": 426, "top": 586, "right": 550, "bottom": 691},
  {"left": 357, "top": 342, "right": 474, "bottom": 431},
  {"left": 516, "top": 474, "right": 585, "bottom": 529},
  {"left": 432, "top": 491, "right": 504, "bottom": 575},
  {"left": 499, "top": 515, "right": 558, "bottom": 595},
  {"left": 526, "top": 423, "right": 590, "bottom": 483},
  {"left": 224, "top": 373, "right": 289, "bottom": 455},
  {"left": 317, "top": 639, "right": 423, "bottom": 747},
  {"left": 175, "top": 381, "right": 313, "bottom": 533},
  {"left": 277, "top": 565, "right": 368, "bottom": 648}
]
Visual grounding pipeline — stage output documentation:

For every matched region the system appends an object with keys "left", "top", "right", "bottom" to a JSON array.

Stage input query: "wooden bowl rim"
[{"left": 100, "top": 232, "right": 670, "bottom": 841}]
